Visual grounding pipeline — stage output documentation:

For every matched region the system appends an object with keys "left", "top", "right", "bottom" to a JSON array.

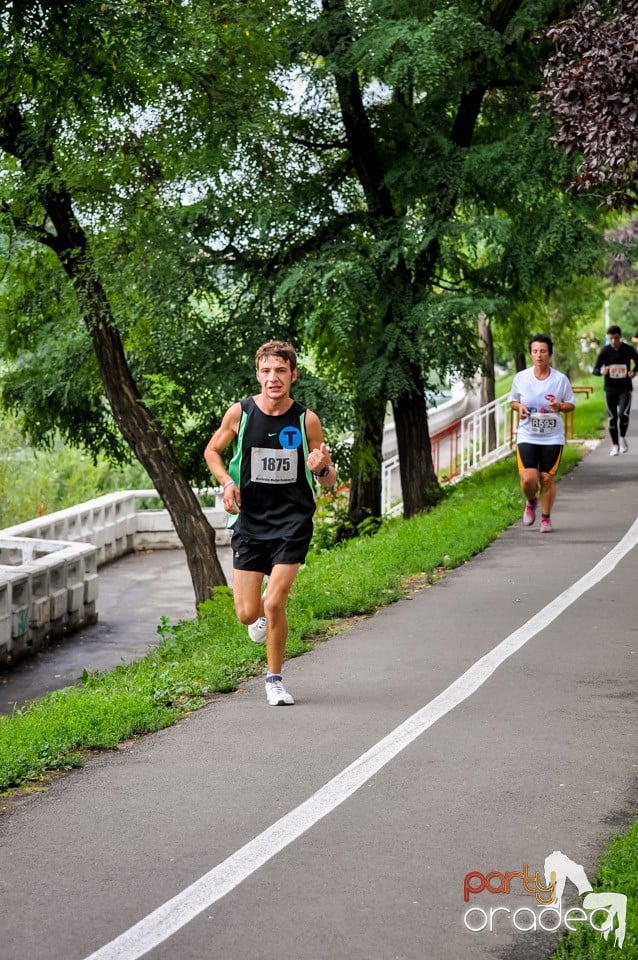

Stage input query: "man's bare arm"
[
  {"left": 305, "top": 410, "right": 336, "bottom": 487},
  {"left": 204, "top": 403, "right": 242, "bottom": 512}
]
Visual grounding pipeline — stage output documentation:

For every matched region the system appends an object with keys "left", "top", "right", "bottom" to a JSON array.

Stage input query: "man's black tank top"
[{"left": 227, "top": 397, "right": 315, "bottom": 539}]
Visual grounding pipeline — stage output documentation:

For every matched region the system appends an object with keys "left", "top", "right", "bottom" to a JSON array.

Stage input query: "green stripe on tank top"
[
  {"left": 226, "top": 407, "right": 248, "bottom": 527},
  {"left": 300, "top": 410, "right": 313, "bottom": 488}
]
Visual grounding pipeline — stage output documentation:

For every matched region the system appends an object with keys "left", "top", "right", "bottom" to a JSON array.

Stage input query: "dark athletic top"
[
  {"left": 227, "top": 397, "right": 315, "bottom": 539},
  {"left": 593, "top": 343, "right": 638, "bottom": 394}
]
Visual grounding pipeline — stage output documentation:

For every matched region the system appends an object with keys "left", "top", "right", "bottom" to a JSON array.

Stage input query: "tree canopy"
[
  {"left": 205, "top": 0, "right": 605, "bottom": 519},
  {"left": 0, "top": 0, "right": 613, "bottom": 559}
]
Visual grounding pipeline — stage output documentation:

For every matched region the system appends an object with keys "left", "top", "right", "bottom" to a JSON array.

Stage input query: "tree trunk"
[
  {"left": 392, "top": 367, "right": 438, "bottom": 519},
  {"left": 347, "top": 395, "right": 385, "bottom": 528},
  {"left": 322, "top": 0, "right": 440, "bottom": 518},
  {"left": 71, "top": 272, "right": 227, "bottom": 605},
  {"left": 478, "top": 312, "right": 497, "bottom": 452}
]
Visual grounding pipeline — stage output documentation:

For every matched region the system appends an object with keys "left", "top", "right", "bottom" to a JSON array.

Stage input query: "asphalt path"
[{"left": 1, "top": 430, "right": 637, "bottom": 960}]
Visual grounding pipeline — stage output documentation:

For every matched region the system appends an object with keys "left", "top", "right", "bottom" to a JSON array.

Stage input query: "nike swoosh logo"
[{"left": 268, "top": 432, "right": 278, "bottom": 436}]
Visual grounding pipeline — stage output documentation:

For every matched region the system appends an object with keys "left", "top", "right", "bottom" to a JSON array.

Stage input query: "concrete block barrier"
[
  {"left": 28, "top": 567, "right": 50, "bottom": 652},
  {"left": 0, "top": 488, "right": 226, "bottom": 667},
  {"left": 9, "top": 572, "right": 31, "bottom": 661},
  {"left": 0, "top": 581, "right": 11, "bottom": 659},
  {"left": 48, "top": 558, "right": 68, "bottom": 640},
  {"left": 0, "top": 537, "right": 98, "bottom": 665}
]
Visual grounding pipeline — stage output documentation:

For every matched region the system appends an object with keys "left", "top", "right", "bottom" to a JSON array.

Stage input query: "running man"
[
  {"left": 593, "top": 325, "right": 638, "bottom": 456},
  {"left": 510, "top": 334, "right": 575, "bottom": 533},
  {"left": 204, "top": 341, "right": 335, "bottom": 706}
]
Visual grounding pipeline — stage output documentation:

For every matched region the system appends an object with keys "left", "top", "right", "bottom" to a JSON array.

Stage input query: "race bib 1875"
[{"left": 251, "top": 447, "right": 298, "bottom": 483}]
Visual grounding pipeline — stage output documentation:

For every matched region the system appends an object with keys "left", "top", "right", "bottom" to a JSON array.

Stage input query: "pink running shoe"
[
  {"left": 540, "top": 517, "right": 554, "bottom": 533},
  {"left": 523, "top": 498, "right": 538, "bottom": 526}
]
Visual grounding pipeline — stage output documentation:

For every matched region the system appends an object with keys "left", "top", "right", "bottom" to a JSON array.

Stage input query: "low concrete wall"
[
  {"left": 131, "top": 491, "right": 230, "bottom": 551},
  {"left": 0, "top": 489, "right": 227, "bottom": 667},
  {"left": 0, "top": 538, "right": 98, "bottom": 665}
]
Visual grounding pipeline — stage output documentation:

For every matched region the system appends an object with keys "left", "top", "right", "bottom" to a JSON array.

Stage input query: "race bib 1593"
[{"left": 529, "top": 413, "right": 559, "bottom": 435}]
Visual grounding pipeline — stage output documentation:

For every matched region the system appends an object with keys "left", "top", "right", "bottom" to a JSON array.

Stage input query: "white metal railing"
[
  {"left": 460, "top": 394, "right": 514, "bottom": 475},
  {"left": 381, "top": 393, "right": 514, "bottom": 516},
  {"left": 381, "top": 455, "right": 402, "bottom": 518}
]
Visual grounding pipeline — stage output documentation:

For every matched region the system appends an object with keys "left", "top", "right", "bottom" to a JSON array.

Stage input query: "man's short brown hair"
[{"left": 255, "top": 341, "right": 298, "bottom": 371}]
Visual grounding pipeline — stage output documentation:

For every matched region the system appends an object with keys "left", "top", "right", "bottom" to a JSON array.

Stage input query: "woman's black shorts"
[{"left": 516, "top": 443, "right": 563, "bottom": 475}]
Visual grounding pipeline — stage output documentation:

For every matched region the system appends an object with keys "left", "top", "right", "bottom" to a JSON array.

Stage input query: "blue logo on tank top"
[{"left": 279, "top": 426, "right": 302, "bottom": 449}]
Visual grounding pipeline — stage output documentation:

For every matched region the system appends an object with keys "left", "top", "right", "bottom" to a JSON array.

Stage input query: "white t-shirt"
[{"left": 510, "top": 367, "right": 575, "bottom": 445}]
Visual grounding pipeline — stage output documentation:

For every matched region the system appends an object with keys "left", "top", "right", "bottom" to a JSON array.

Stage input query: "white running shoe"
[
  {"left": 248, "top": 616, "right": 267, "bottom": 643},
  {"left": 265, "top": 677, "right": 294, "bottom": 706},
  {"left": 619, "top": 437, "right": 628, "bottom": 454},
  {"left": 248, "top": 588, "right": 267, "bottom": 642},
  {"left": 610, "top": 445, "right": 619, "bottom": 457}
]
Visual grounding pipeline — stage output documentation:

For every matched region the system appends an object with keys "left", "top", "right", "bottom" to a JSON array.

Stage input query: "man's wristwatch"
[{"left": 313, "top": 464, "right": 331, "bottom": 478}]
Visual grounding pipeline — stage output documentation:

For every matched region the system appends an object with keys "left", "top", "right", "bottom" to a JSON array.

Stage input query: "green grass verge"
[{"left": 552, "top": 823, "right": 638, "bottom": 958}]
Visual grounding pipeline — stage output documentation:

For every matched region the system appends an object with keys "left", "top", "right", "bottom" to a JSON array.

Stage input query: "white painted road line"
[{"left": 83, "top": 518, "right": 638, "bottom": 960}]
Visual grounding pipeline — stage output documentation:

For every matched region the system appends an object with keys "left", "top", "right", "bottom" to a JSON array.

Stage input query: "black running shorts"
[
  {"left": 516, "top": 443, "right": 563, "bottom": 475},
  {"left": 231, "top": 531, "right": 312, "bottom": 574}
]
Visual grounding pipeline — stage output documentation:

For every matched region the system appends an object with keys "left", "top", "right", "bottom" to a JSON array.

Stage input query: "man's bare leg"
[
  {"left": 232, "top": 570, "right": 266, "bottom": 626},
  {"left": 263, "top": 563, "right": 300, "bottom": 674}
]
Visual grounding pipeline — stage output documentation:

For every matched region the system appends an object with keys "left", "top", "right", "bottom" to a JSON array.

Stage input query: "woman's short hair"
[{"left": 529, "top": 334, "right": 553, "bottom": 355}]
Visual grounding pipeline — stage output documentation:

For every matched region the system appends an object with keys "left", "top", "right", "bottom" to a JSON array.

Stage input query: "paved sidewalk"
[{"left": 1, "top": 428, "right": 637, "bottom": 960}]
